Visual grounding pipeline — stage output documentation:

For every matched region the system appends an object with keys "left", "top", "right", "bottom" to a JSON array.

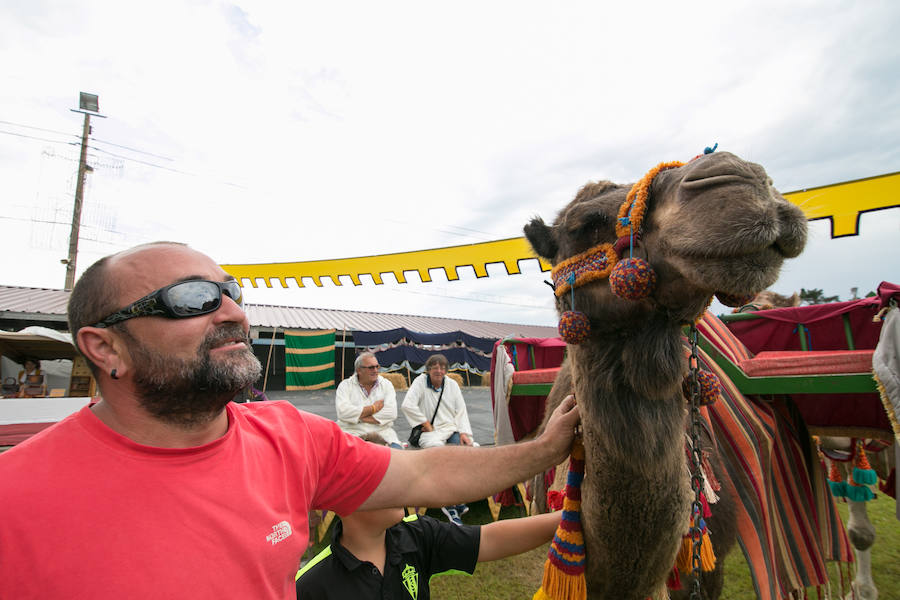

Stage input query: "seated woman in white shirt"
[{"left": 401, "top": 353, "right": 475, "bottom": 524}]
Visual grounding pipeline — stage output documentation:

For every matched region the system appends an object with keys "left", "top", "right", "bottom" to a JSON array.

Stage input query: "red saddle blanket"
[{"left": 740, "top": 349, "right": 874, "bottom": 376}]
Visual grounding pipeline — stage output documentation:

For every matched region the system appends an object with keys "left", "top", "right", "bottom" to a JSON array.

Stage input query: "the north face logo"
[{"left": 266, "top": 521, "right": 293, "bottom": 545}]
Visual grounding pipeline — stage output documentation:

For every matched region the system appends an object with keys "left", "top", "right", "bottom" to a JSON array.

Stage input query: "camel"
[
  {"left": 817, "top": 437, "right": 895, "bottom": 600},
  {"left": 734, "top": 289, "right": 800, "bottom": 312},
  {"left": 524, "top": 151, "right": 808, "bottom": 599}
]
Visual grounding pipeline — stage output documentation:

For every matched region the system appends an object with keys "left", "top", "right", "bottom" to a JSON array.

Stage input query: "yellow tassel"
[
  {"left": 674, "top": 532, "right": 717, "bottom": 574},
  {"left": 700, "top": 531, "right": 717, "bottom": 571},
  {"left": 533, "top": 559, "right": 587, "bottom": 600},
  {"left": 675, "top": 536, "right": 693, "bottom": 573}
]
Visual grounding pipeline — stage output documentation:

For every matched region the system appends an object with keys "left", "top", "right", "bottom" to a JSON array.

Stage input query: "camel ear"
[{"left": 524, "top": 217, "right": 558, "bottom": 260}]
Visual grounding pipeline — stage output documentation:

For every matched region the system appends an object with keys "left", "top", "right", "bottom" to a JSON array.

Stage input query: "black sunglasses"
[{"left": 92, "top": 279, "right": 243, "bottom": 328}]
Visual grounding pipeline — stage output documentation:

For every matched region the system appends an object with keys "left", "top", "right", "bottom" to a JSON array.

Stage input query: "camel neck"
[{"left": 572, "top": 319, "right": 685, "bottom": 399}]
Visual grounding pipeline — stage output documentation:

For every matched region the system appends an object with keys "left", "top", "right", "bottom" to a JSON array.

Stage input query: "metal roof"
[
  {"left": 0, "top": 285, "right": 557, "bottom": 340},
  {"left": 0, "top": 285, "right": 71, "bottom": 318},
  {"left": 244, "top": 303, "right": 557, "bottom": 339}
]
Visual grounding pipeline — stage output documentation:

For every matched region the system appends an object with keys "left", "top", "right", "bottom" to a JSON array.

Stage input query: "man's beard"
[{"left": 120, "top": 324, "right": 262, "bottom": 428}]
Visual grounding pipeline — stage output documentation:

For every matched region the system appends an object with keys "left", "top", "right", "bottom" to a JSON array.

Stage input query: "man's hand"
[
  {"left": 422, "top": 421, "right": 434, "bottom": 432},
  {"left": 536, "top": 395, "right": 580, "bottom": 464},
  {"left": 460, "top": 433, "right": 474, "bottom": 446},
  {"left": 359, "top": 398, "right": 386, "bottom": 422}
]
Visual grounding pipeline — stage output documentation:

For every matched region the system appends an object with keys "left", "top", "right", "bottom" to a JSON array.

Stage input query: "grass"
[{"left": 346, "top": 494, "right": 898, "bottom": 599}]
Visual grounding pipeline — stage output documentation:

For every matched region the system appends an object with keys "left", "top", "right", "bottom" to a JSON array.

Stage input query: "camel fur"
[{"left": 525, "top": 151, "right": 808, "bottom": 599}]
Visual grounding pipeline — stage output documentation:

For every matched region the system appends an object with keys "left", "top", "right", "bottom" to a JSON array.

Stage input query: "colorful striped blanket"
[{"left": 697, "top": 313, "right": 853, "bottom": 599}]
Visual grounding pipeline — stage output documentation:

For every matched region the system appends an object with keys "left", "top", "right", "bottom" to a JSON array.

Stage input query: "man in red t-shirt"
[{"left": 0, "top": 242, "right": 580, "bottom": 600}]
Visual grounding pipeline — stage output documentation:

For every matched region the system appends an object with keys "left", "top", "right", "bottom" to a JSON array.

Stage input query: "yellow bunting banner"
[
  {"left": 221, "top": 237, "right": 551, "bottom": 289},
  {"left": 782, "top": 170, "right": 900, "bottom": 237},
  {"left": 221, "top": 172, "right": 899, "bottom": 288}
]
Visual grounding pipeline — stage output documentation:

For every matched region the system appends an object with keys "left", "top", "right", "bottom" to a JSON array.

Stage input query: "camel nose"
[
  {"left": 774, "top": 199, "right": 808, "bottom": 258},
  {"left": 682, "top": 152, "right": 766, "bottom": 185}
]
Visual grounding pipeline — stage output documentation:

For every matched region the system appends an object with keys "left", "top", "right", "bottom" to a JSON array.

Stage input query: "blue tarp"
[
  {"left": 375, "top": 346, "right": 491, "bottom": 374},
  {"left": 352, "top": 328, "right": 496, "bottom": 354}
]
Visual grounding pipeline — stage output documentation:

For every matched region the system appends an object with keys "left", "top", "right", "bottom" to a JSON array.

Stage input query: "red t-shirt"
[{"left": 0, "top": 401, "right": 390, "bottom": 599}]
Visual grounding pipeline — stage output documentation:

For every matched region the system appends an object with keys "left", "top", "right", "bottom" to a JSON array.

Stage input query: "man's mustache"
[{"left": 202, "top": 325, "right": 252, "bottom": 351}]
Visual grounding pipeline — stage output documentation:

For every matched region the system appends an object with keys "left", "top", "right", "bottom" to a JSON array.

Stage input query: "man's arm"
[
  {"left": 477, "top": 511, "right": 561, "bottom": 562},
  {"left": 359, "top": 399, "right": 385, "bottom": 423},
  {"left": 373, "top": 379, "right": 397, "bottom": 424},
  {"left": 358, "top": 395, "right": 580, "bottom": 510},
  {"left": 335, "top": 381, "right": 363, "bottom": 423}
]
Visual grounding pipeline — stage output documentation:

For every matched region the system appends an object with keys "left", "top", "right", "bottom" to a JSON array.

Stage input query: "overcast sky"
[{"left": 2, "top": 0, "right": 898, "bottom": 328}]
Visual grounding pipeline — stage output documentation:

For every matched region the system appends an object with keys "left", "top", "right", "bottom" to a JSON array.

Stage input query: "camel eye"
[{"left": 574, "top": 212, "right": 611, "bottom": 238}]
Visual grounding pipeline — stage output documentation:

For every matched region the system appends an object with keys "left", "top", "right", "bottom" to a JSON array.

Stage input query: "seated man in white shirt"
[
  {"left": 401, "top": 353, "right": 474, "bottom": 524},
  {"left": 335, "top": 352, "right": 402, "bottom": 449}
]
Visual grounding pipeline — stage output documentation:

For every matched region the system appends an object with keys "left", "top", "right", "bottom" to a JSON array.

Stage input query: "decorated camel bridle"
[
  {"left": 550, "top": 159, "right": 684, "bottom": 345},
  {"left": 549, "top": 145, "right": 753, "bottom": 346}
]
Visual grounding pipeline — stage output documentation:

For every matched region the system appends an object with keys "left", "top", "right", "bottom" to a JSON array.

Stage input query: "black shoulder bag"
[{"left": 407, "top": 385, "right": 444, "bottom": 448}]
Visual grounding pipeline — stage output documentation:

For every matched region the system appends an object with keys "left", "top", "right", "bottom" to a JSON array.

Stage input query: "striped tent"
[{"left": 284, "top": 329, "right": 336, "bottom": 391}]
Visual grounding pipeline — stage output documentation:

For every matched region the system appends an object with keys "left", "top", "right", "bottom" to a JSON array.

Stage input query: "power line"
[
  {"left": 0, "top": 119, "right": 80, "bottom": 140},
  {"left": 382, "top": 217, "right": 497, "bottom": 241},
  {"left": 0, "top": 215, "right": 71, "bottom": 226},
  {"left": 1, "top": 118, "right": 174, "bottom": 161},
  {"left": 90, "top": 137, "right": 174, "bottom": 161},
  {"left": 87, "top": 146, "right": 246, "bottom": 188},
  {"left": 0, "top": 128, "right": 77, "bottom": 146},
  {"left": 0, "top": 214, "right": 145, "bottom": 248},
  {"left": 88, "top": 145, "right": 189, "bottom": 173}
]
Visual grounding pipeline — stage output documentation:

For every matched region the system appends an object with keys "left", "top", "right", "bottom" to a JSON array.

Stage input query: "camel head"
[{"left": 525, "top": 151, "right": 808, "bottom": 333}]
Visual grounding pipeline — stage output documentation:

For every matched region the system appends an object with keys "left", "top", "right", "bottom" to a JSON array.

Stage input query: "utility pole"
[{"left": 63, "top": 92, "right": 105, "bottom": 290}]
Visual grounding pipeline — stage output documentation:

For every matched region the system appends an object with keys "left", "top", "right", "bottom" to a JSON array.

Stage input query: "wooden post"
[
  {"left": 340, "top": 326, "right": 347, "bottom": 380},
  {"left": 64, "top": 112, "right": 92, "bottom": 290},
  {"left": 262, "top": 327, "right": 277, "bottom": 392}
]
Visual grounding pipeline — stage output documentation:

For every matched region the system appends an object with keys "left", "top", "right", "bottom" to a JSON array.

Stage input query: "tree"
[{"left": 799, "top": 288, "right": 841, "bottom": 305}]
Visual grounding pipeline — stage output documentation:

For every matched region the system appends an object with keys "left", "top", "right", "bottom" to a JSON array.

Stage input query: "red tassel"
[
  {"left": 855, "top": 443, "right": 873, "bottom": 471},
  {"left": 699, "top": 492, "right": 712, "bottom": 519},
  {"left": 829, "top": 460, "right": 843, "bottom": 483},
  {"left": 666, "top": 567, "right": 681, "bottom": 590},
  {"left": 547, "top": 490, "right": 565, "bottom": 511}
]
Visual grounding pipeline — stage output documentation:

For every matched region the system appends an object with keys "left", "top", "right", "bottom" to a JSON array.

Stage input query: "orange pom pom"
[{"left": 558, "top": 311, "right": 590, "bottom": 344}]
